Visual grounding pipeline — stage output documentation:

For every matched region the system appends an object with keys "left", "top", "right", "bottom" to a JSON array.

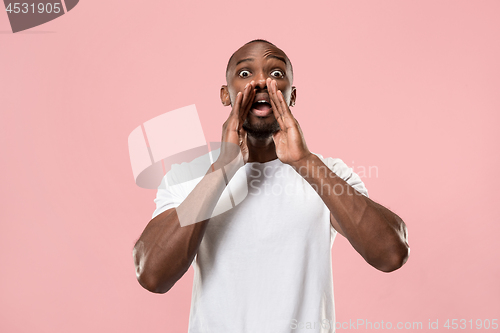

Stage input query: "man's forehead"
[{"left": 230, "top": 42, "right": 290, "bottom": 68}]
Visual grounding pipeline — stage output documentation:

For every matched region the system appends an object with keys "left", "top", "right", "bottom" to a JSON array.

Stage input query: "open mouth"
[{"left": 251, "top": 97, "right": 273, "bottom": 117}]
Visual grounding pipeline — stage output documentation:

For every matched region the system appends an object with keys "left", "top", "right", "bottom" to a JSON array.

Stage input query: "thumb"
[
  {"left": 272, "top": 131, "right": 280, "bottom": 146},
  {"left": 238, "top": 128, "right": 247, "bottom": 145}
]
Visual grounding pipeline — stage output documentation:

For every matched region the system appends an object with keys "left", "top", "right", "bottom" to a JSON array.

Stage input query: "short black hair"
[{"left": 225, "top": 39, "right": 294, "bottom": 83}]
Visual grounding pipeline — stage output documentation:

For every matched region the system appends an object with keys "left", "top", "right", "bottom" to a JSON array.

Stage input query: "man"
[{"left": 133, "top": 39, "right": 409, "bottom": 332}]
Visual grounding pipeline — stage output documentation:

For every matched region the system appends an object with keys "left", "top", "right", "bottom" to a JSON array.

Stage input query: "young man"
[{"left": 133, "top": 39, "right": 409, "bottom": 332}]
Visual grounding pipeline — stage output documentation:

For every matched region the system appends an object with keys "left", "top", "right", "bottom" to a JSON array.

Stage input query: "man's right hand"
[
  {"left": 133, "top": 85, "right": 258, "bottom": 292},
  {"left": 218, "top": 81, "right": 256, "bottom": 166}
]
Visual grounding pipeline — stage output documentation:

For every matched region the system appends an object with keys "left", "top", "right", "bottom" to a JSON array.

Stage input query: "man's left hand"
[{"left": 267, "top": 78, "right": 312, "bottom": 166}]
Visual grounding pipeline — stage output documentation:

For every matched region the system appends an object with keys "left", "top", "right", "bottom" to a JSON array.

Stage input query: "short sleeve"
[
  {"left": 313, "top": 153, "right": 369, "bottom": 198},
  {"left": 313, "top": 153, "right": 369, "bottom": 239},
  {"left": 151, "top": 175, "right": 188, "bottom": 219},
  {"left": 151, "top": 175, "right": 199, "bottom": 266},
  {"left": 152, "top": 149, "right": 214, "bottom": 219}
]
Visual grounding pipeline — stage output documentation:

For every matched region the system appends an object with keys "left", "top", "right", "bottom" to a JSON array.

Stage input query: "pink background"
[{"left": 1, "top": 1, "right": 499, "bottom": 332}]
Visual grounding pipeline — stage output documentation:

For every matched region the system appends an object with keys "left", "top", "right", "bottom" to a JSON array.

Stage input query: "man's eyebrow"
[
  {"left": 265, "top": 54, "right": 287, "bottom": 66},
  {"left": 235, "top": 58, "right": 254, "bottom": 66}
]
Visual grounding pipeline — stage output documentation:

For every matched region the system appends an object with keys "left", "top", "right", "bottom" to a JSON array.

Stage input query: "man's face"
[{"left": 222, "top": 42, "right": 296, "bottom": 139}]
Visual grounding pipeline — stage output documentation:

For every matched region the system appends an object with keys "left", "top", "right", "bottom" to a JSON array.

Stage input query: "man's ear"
[
  {"left": 220, "top": 85, "right": 231, "bottom": 106},
  {"left": 290, "top": 86, "right": 297, "bottom": 107}
]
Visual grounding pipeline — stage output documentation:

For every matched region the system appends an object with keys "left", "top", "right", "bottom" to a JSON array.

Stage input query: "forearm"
[
  {"left": 133, "top": 157, "right": 242, "bottom": 293},
  {"left": 291, "top": 154, "right": 409, "bottom": 272},
  {"left": 133, "top": 208, "right": 208, "bottom": 293}
]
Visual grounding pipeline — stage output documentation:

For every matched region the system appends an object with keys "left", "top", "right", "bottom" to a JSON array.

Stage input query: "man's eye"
[
  {"left": 271, "top": 70, "right": 284, "bottom": 78},
  {"left": 239, "top": 70, "right": 251, "bottom": 78}
]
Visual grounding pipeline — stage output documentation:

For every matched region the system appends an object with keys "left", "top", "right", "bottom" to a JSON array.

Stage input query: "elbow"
[
  {"left": 132, "top": 244, "right": 173, "bottom": 294},
  {"left": 376, "top": 242, "right": 410, "bottom": 273},
  {"left": 372, "top": 214, "right": 410, "bottom": 272},
  {"left": 136, "top": 271, "right": 173, "bottom": 294}
]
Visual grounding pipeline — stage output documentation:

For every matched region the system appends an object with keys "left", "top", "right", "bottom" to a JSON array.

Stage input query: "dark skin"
[{"left": 133, "top": 41, "right": 409, "bottom": 294}]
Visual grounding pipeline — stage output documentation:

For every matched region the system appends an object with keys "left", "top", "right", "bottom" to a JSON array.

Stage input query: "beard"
[{"left": 242, "top": 117, "right": 281, "bottom": 140}]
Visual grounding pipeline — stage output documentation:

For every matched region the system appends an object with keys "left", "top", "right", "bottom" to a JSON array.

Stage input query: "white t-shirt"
[{"left": 152, "top": 149, "right": 368, "bottom": 333}]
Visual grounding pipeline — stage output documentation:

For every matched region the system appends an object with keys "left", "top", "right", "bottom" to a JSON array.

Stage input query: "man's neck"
[{"left": 246, "top": 136, "right": 278, "bottom": 163}]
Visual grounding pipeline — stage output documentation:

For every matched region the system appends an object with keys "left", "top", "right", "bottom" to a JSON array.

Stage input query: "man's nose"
[{"left": 254, "top": 72, "right": 268, "bottom": 90}]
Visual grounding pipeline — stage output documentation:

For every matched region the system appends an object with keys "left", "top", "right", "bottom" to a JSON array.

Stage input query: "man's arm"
[
  {"left": 133, "top": 83, "right": 256, "bottom": 293},
  {"left": 266, "top": 78, "right": 409, "bottom": 272},
  {"left": 292, "top": 155, "right": 409, "bottom": 272},
  {"left": 133, "top": 160, "right": 229, "bottom": 294}
]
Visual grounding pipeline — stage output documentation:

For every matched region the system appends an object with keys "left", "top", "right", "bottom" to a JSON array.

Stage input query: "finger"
[
  {"left": 273, "top": 80, "right": 286, "bottom": 118},
  {"left": 239, "top": 127, "right": 247, "bottom": 145},
  {"left": 240, "top": 82, "right": 254, "bottom": 116},
  {"left": 278, "top": 89, "right": 293, "bottom": 115},
  {"left": 271, "top": 78, "right": 295, "bottom": 124},
  {"left": 230, "top": 91, "right": 243, "bottom": 118},
  {"left": 277, "top": 89, "right": 293, "bottom": 118},
  {"left": 243, "top": 87, "right": 255, "bottom": 122},
  {"left": 225, "top": 91, "right": 243, "bottom": 135},
  {"left": 271, "top": 130, "right": 281, "bottom": 146},
  {"left": 271, "top": 80, "right": 297, "bottom": 130},
  {"left": 239, "top": 81, "right": 255, "bottom": 127},
  {"left": 267, "top": 79, "right": 284, "bottom": 127},
  {"left": 237, "top": 82, "right": 252, "bottom": 125},
  {"left": 267, "top": 78, "right": 283, "bottom": 119},
  {"left": 269, "top": 92, "right": 286, "bottom": 131},
  {"left": 242, "top": 82, "right": 256, "bottom": 116}
]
